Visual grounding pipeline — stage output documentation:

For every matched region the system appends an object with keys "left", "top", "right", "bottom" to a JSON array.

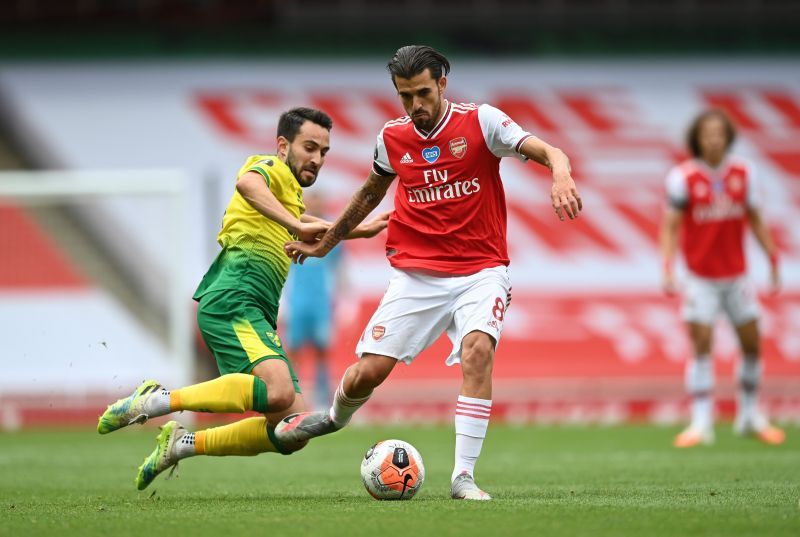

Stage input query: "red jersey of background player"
[
  {"left": 372, "top": 101, "right": 533, "bottom": 275},
  {"left": 666, "top": 156, "right": 759, "bottom": 278}
]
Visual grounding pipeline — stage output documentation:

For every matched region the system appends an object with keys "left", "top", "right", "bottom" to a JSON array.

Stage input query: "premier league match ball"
[{"left": 360, "top": 439, "right": 425, "bottom": 500}]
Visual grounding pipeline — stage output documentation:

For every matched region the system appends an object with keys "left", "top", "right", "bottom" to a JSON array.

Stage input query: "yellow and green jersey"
[{"left": 193, "top": 155, "right": 305, "bottom": 328}]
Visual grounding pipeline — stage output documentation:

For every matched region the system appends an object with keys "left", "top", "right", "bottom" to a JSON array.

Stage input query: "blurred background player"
[
  {"left": 660, "top": 109, "right": 785, "bottom": 448},
  {"left": 284, "top": 191, "right": 343, "bottom": 409},
  {"left": 96, "top": 108, "right": 389, "bottom": 489},
  {"left": 278, "top": 45, "right": 582, "bottom": 500}
]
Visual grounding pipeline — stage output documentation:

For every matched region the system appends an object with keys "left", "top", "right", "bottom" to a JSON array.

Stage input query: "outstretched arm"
[
  {"left": 301, "top": 211, "right": 391, "bottom": 240},
  {"left": 748, "top": 207, "right": 781, "bottom": 292},
  {"left": 285, "top": 171, "right": 395, "bottom": 263},
  {"left": 519, "top": 137, "right": 582, "bottom": 221}
]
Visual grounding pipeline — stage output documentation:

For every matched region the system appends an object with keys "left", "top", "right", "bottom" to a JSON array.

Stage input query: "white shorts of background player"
[{"left": 682, "top": 272, "right": 760, "bottom": 327}]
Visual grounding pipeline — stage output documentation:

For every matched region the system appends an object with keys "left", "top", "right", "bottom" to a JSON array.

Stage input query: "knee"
[
  {"left": 351, "top": 361, "right": 391, "bottom": 390},
  {"left": 266, "top": 385, "right": 296, "bottom": 413},
  {"left": 461, "top": 336, "right": 494, "bottom": 377}
]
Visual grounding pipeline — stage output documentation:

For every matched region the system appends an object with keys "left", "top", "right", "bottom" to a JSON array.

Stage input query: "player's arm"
[
  {"left": 237, "top": 171, "right": 328, "bottom": 242},
  {"left": 660, "top": 207, "right": 682, "bottom": 295},
  {"left": 285, "top": 171, "right": 395, "bottom": 264},
  {"left": 301, "top": 211, "right": 390, "bottom": 240},
  {"left": 519, "top": 137, "right": 582, "bottom": 221},
  {"left": 300, "top": 213, "right": 330, "bottom": 224},
  {"left": 747, "top": 207, "right": 781, "bottom": 292}
]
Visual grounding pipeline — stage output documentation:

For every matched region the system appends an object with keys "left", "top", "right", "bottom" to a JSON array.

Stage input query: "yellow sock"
[
  {"left": 169, "top": 373, "right": 268, "bottom": 414},
  {"left": 195, "top": 417, "right": 280, "bottom": 456}
]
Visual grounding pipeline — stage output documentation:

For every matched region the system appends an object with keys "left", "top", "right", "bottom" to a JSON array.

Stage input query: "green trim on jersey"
[
  {"left": 193, "top": 154, "right": 305, "bottom": 325},
  {"left": 249, "top": 165, "right": 271, "bottom": 187}
]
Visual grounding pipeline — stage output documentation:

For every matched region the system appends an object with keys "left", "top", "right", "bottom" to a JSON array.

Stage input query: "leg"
[
  {"left": 135, "top": 372, "right": 309, "bottom": 491},
  {"left": 277, "top": 267, "right": 453, "bottom": 445},
  {"left": 328, "top": 353, "right": 397, "bottom": 424},
  {"left": 674, "top": 274, "right": 720, "bottom": 448},
  {"left": 447, "top": 267, "right": 511, "bottom": 500},
  {"left": 274, "top": 354, "right": 397, "bottom": 443},
  {"left": 135, "top": 409, "right": 307, "bottom": 491},
  {"left": 451, "top": 331, "right": 494, "bottom": 500},
  {"left": 99, "top": 291, "right": 297, "bottom": 433},
  {"left": 341, "top": 353, "right": 397, "bottom": 398},
  {"left": 733, "top": 319, "right": 761, "bottom": 428},
  {"left": 97, "top": 373, "right": 272, "bottom": 435},
  {"left": 251, "top": 358, "right": 297, "bottom": 415},
  {"left": 674, "top": 322, "right": 716, "bottom": 447},
  {"left": 732, "top": 320, "right": 785, "bottom": 444}
]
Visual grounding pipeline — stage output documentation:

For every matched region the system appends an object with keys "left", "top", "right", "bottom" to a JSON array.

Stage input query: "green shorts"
[{"left": 197, "top": 289, "right": 301, "bottom": 393}]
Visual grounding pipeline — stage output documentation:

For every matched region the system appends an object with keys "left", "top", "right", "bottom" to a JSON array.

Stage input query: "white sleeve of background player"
[
  {"left": 372, "top": 129, "right": 395, "bottom": 176},
  {"left": 478, "top": 104, "right": 533, "bottom": 161},
  {"left": 744, "top": 160, "right": 761, "bottom": 209},
  {"left": 665, "top": 167, "right": 688, "bottom": 209}
]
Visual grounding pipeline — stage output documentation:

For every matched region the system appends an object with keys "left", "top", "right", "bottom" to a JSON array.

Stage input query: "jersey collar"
[{"left": 413, "top": 100, "right": 452, "bottom": 140}]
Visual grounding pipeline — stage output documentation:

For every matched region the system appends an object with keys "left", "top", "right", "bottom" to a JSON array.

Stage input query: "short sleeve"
[
  {"left": 478, "top": 104, "right": 533, "bottom": 161},
  {"left": 665, "top": 167, "right": 687, "bottom": 209},
  {"left": 373, "top": 129, "right": 395, "bottom": 176},
  {"left": 744, "top": 160, "right": 760, "bottom": 209},
  {"left": 244, "top": 159, "right": 274, "bottom": 187}
]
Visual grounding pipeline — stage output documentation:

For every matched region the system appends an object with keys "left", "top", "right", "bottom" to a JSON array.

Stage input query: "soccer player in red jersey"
[
  {"left": 276, "top": 45, "right": 582, "bottom": 499},
  {"left": 660, "top": 109, "right": 784, "bottom": 448}
]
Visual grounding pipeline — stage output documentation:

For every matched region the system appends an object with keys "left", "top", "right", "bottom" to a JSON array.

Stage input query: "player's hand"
[
  {"left": 295, "top": 221, "right": 330, "bottom": 243},
  {"left": 551, "top": 172, "right": 582, "bottom": 221},
  {"left": 284, "top": 240, "right": 327, "bottom": 265},
  {"left": 350, "top": 211, "right": 391, "bottom": 239}
]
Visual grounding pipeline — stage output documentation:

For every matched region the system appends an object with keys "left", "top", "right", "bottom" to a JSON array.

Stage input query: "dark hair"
[
  {"left": 386, "top": 45, "right": 451, "bottom": 86},
  {"left": 686, "top": 109, "right": 736, "bottom": 158},
  {"left": 277, "top": 107, "right": 333, "bottom": 141}
]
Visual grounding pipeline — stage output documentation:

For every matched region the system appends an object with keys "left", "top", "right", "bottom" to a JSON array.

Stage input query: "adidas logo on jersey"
[{"left": 400, "top": 152, "right": 414, "bottom": 164}]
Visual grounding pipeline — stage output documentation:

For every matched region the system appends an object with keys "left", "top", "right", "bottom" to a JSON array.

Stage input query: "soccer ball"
[{"left": 360, "top": 439, "right": 425, "bottom": 500}]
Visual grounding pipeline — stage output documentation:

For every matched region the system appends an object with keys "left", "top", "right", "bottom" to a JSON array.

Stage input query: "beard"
[
  {"left": 287, "top": 149, "right": 318, "bottom": 187},
  {"left": 411, "top": 100, "right": 441, "bottom": 132}
]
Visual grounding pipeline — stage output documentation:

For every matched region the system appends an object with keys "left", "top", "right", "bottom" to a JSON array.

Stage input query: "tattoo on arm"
[{"left": 320, "top": 172, "right": 393, "bottom": 252}]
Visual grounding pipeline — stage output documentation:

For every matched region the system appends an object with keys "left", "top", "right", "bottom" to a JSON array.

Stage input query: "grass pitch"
[{"left": 1, "top": 423, "right": 798, "bottom": 537}]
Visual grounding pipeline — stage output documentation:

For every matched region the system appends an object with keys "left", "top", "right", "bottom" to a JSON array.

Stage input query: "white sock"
[
  {"left": 329, "top": 379, "right": 370, "bottom": 428},
  {"left": 452, "top": 395, "right": 491, "bottom": 483},
  {"left": 143, "top": 386, "right": 172, "bottom": 417},
  {"left": 737, "top": 356, "right": 762, "bottom": 421},
  {"left": 685, "top": 356, "right": 714, "bottom": 429},
  {"left": 174, "top": 431, "right": 197, "bottom": 460}
]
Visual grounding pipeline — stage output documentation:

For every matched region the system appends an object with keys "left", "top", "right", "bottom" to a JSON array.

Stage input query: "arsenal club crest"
[
  {"left": 449, "top": 137, "right": 467, "bottom": 159},
  {"left": 372, "top": 325, "right": 386, "bottom": 341}
]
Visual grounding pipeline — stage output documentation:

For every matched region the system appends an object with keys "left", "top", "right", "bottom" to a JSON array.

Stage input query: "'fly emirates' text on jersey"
[
  {"left": 373, "top": 101, "right": 533, "bottom": 275},
  {"left": 666, "top": 156, "right": 759, "bottom": 279}
]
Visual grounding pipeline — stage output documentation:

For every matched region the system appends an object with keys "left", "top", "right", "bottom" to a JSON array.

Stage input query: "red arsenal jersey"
[
  {"left": 373, "top": 101, "right": 533, "bottom": 275},
  {"left": 665, "top": 157, "right": 759, "bottom": 278}
]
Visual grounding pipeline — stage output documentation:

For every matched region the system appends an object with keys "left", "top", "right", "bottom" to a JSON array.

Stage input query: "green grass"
[{"left": 1, "top": 424, "right": 798, "bottom": 536}]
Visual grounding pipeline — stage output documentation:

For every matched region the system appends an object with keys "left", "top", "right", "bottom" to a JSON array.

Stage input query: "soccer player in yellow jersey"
[{"left": 97, "top": 107, "right": 389, "bottom": 490}]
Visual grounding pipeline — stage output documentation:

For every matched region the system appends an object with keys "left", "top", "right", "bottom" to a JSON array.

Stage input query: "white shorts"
[
  {"left": 355, "top": 265, "right": 512, "bottom": 366},
  {"left": 682, "top": 272, "right": 760, "bottom": 327}
]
